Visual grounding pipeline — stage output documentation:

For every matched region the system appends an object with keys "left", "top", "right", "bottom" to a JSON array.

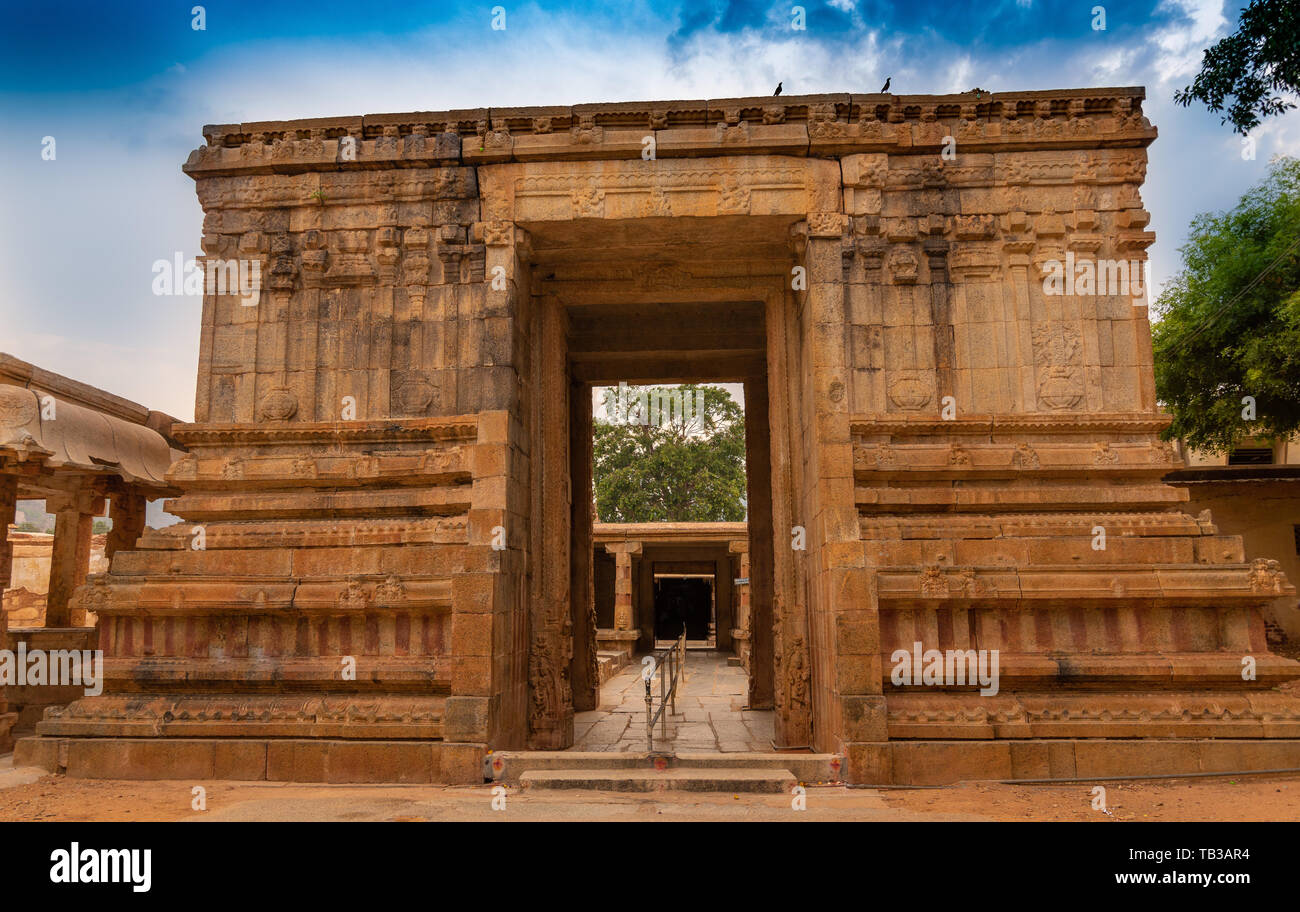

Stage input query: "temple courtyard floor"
[
  {"left": 575, "top": 650, "right": 775, "bottom": 752},
  {"left": 1, "top": 756, "right": 1298, "bottom": 821}
]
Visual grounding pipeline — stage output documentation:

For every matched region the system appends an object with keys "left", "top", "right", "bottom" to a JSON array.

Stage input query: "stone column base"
[{"left": 13, "top": 736, "right": 485, "bottom": 784}]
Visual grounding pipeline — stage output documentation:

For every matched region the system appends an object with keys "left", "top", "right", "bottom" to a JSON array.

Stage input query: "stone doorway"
[
  {"left": 523, "top": 212, "right": 795, "bottom": 750},
  {"left": 485, "top": 159, "right": 840, "bottom": 756},
  {"left": 546, "top": 335, "right": 780, "bottom": 751},
  {"left": 653, "top": 574, "right": 714, "bottom": 645}
]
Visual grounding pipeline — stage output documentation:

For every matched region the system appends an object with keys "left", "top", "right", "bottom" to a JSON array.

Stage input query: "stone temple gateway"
[{"left": 17, "top": 88, "right": 1300, "bottom": 784}]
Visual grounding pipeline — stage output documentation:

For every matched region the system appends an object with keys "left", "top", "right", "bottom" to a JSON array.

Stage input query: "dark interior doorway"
[{"left": 653, "top": 575, "right": 714, "bottom": 642}]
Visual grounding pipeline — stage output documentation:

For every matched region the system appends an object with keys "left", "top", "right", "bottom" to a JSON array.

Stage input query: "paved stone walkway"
[{"left": 572, "top": 651, "right": 775, "bottom": 752}]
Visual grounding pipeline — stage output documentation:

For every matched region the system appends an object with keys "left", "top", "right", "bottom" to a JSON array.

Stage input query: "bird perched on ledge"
[
  {"left": 773, "top": 81, "right": 783, "bottom": 96},
  {"left": 880, "top": 76, "right": 891, "bottom": 93}
]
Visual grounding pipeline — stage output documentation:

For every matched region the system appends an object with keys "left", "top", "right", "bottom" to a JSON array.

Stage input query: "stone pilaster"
[
  {"left": 105, "top": 492, "right": 147, "bottom": 563},
  {"left": 0, "top": 474, "right": 16, "bottom": 591},
  {"left": 46, "top": 491, "right": 99, "bottom": 628},
  {"left": 800, "top": 212, "right": 883, "bottom": 758}
]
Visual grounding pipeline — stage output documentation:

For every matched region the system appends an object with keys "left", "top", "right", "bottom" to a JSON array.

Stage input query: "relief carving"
[
  {"left": 1032, "top": 323, "right": 1084, "bottom": 410},
  {"left": 257, "top": 387, "right": 298, "bottom": 422},
  {"left": 920, "top": 565, "right": 948, "bottom": 597},
  {"left": 1011, "top": 443, "right": 1040, "bottom": 469},
  {"left": 1092, "top": 442, "right": 1119, "bottom": 465},
  {"left": 392, "top": 373, "right": 438, "bottom": 416},
  {"left": 571, "top": 184, "right": 606, "bottom": 218},
  {"left": 717, "top": 175, "right": 751, "bottom": 215},
  {"left": 337, "top": 577, "right": 368, "bottom": 611},
  {"left": 1250, "top": 559, "right": 1284, "bottom": 594},
  {"left": 887, "top": 247, "right": 919, "bottom": 284},
  {"left": 887, "top": 371, "right": 934, "bottom": 410},
  {"left": 640, "top": 187, "right": 673, "bottom": 217}
]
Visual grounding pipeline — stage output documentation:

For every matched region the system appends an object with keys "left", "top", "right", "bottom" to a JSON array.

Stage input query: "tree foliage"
[
  {"left": 1174, "top": 0, "right": 1300, "bottom": 135},
  {"left": 592, "top": 383, "right": 747, "bottom": 523},
  {"left": 1153, "top": 157, "right": 1300, "bottom": 451}
]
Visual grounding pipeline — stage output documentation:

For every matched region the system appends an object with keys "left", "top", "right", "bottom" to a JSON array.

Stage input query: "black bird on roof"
[
  {"left": 880, "top": 76, "right": 891, "bottom": 93},
  {"left": 774, "top": 81, "right": 783, "bottom": 96}
]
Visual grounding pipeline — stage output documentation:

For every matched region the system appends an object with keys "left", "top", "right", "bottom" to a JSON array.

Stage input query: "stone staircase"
[{"left": 486, "top": 750, "right": 843, "bottom": 794}]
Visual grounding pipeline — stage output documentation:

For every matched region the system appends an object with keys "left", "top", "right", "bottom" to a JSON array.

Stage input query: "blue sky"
[{"left": 2, "top": 0, "right": 1296, "bottom": 420}]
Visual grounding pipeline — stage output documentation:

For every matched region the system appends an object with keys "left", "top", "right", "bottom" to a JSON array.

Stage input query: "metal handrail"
[{"left": 643, "top": 629, "right": 687, "bottom": 751}]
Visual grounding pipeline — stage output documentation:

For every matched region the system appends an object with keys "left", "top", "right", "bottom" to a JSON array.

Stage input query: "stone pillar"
[
  {"left": 527, "top": 290, "right": 576, "bottom": 746},
  {"left": 729, "top": 540, "right": 752, "bottom": 672},
  {"left": 0, "top": 474, "right": 16, "bottom": 591},
  {"left": 606, "top": 542, "right": 642, "bottom": 632},
  {"left": 636, "top": 552, "right": 655, "bottom": 647},
  {"left": 569, "top": 376, "right": 598, "bottom": 712},
  {"left": 744, "top": 373, "right": 775, "bottom": 709},
  {"left": 801, "top": 213, "right": 881, "bottom": 759},
  {"left": 732, "top": 543, "right": 751, "bottom": 634},
  {"left": 714, "top": 553, "right": 733, "bottom": 650},
  {"left": 106, "top": 491, "right": 148, "bottom": 563},
  {"left": 46, "top": 492, "right": 100, "bottom": 628}
]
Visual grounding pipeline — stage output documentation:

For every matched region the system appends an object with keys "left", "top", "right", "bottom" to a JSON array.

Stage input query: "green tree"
[
  {"left": 1153, "top": 156, "right": 1300, "bottom": 452},
  {"left": 592, "top": 383, "right": 747, "bottom": 523},
  {"left": 1175, "top": 0, "right": 1300, "bottom": 135}
]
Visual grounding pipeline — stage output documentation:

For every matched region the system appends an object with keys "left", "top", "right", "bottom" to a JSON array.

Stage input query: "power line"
[{"left": 1163, "top": 231, "right": 1300, "bottom": 355}]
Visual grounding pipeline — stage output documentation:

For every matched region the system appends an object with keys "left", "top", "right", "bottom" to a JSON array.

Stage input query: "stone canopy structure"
[{"left": 17, "top": 87, "right": 1300, "bottom": 784}]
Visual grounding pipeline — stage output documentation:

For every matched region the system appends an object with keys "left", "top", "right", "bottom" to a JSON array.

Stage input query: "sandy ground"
[{"left": 1, "top": 759, "right": 1298, "bottom": 821}]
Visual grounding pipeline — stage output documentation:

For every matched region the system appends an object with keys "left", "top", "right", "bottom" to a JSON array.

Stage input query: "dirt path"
[{"left": 1, "top": 769, "right": 1297, "bottom": 821}]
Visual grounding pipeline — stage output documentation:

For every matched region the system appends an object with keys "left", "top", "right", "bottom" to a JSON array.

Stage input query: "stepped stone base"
[
  {"left": 488, "top": 750, "right": 843, "bottom": 784},
  {"left": 13, "top": 736, "right": 484, "bottom": 784},
  {"left": 846, "top": 738, "right": 1300, "bottom": 785},
  {"left": 520, "top": 767, "right": 796, "bottom": 793}
]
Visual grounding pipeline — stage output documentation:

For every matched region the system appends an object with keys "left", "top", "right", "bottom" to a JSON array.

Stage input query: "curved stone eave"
[{"left": 0, "top": 383, "right": 181, "bottom": 490}]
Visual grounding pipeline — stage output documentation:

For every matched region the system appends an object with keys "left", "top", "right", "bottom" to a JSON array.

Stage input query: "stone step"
[
  {"left": 595, "top": 650, "right": 629, "bottom": 685},
  {"left": 519, "top": 767, "right": 797, "bottom": 793},
  {"left": 486, "top": 750, "right": 843, "bottom": 783}
]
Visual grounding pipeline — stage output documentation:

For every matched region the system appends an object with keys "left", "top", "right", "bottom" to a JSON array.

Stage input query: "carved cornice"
[
  {"left": 185, "top": 88, "right": 1156, "bottom": 178},
  {"left": 173, "top": 417, "right": 480, "bottom": 447},
  {"left": 850, "top": 413, "right": 1172, "bottom": 436}
]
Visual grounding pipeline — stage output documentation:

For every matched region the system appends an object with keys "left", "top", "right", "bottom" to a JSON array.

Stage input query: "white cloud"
[
  {"left": 1149, "top": 0, "right": 1229, "bottom": 84},
  {"left": 2, "top": 7, "right": 1298, "bottom": 411}
]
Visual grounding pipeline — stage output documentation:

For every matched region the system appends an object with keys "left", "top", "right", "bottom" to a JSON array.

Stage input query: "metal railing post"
[
  {"left": 644, "top": 670, "right": 653, "bottom": 751},
  {"left": 660, "top": 653, "right": 668, "bottom": 739},
  {"left": 681, "top": 631, "right": 691, "bottom": 691},
  {"left": 669, "top": 644, "right": 677, "bottom": 716}
]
